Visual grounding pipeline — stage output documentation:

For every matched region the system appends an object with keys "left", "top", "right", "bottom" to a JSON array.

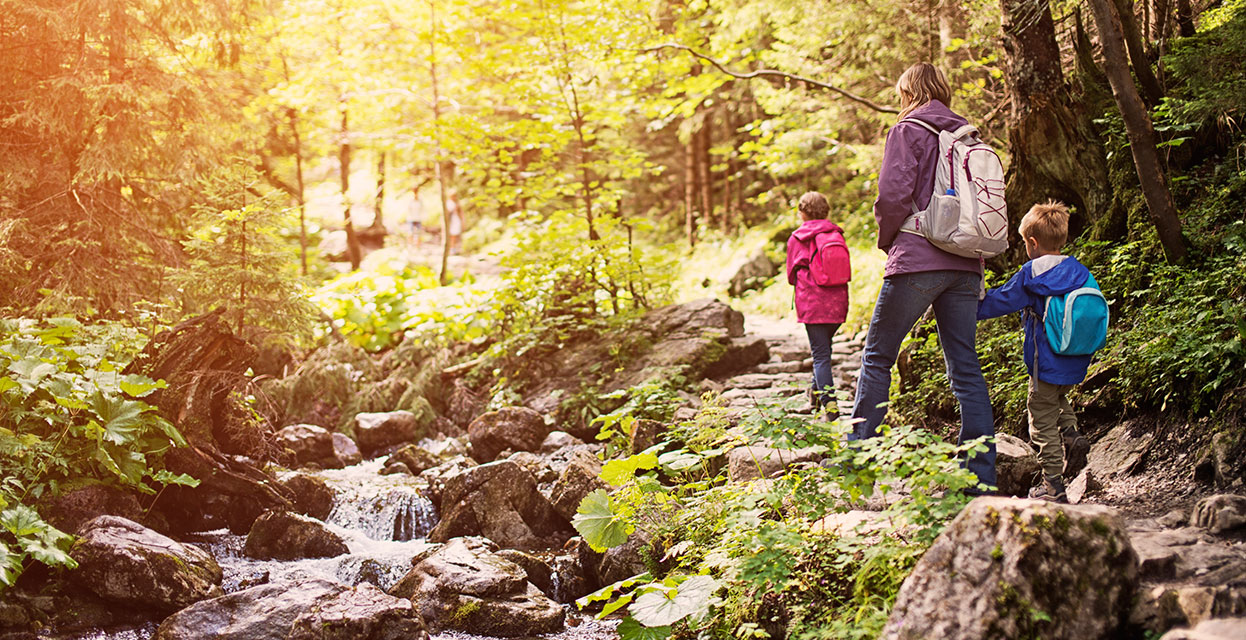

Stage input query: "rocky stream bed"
[{"left": 3, "top": 300, "right": 1245, "bottom": 640}]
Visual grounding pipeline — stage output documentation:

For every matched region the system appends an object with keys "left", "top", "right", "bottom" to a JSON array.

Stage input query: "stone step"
[{"left": 757, "top": 360, "right": 810, "bottom": 374}]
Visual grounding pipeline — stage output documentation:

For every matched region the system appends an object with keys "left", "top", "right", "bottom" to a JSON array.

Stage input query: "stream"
[{"left": 64, "top": 457, "right": 618, "bottom": 640}]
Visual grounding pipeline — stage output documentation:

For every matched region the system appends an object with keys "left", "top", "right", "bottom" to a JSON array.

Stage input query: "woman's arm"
[{"left": 873, "top": 125, "right": 922, "bottom": 251}]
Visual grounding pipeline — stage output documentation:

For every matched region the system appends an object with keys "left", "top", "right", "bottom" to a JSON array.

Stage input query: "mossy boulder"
[
  {"left": 883, "top": 498, "right": 1138, "bottom": 640},
  {"left": 243, "top": 510, "right": 349, "bottom": 560}
]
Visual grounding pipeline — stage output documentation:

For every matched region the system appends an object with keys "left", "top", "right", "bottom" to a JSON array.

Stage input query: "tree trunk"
[
  {"left": 1000, "top": 0, "right": 1125, "bottom": 247},
  {"left": 430, "top": 0, "right": 452, "bottom": 285},
  {"left": 339, "top": 109, "right": 362, "bottom": 271},
  {"left": 372, "top": 152, "right": 386, "bottom": 230},
  {"left": 1175, "top": 0, "right": 1195, "bottom": 37},
  {"left": 684, "top": 129, "right": 696, "bottom": 248},
  {"left": 723, "top": 114, "right": 735, "bottom": 234},
  {"left": 289, "top": 108, "right": 308, "bottom": 276},
  {"left": 1112, "top": 0, "right": 1165, "bottom": 105},
  {"left": 698, "top": 120, "right": 712, "bottom": 232},
  {"left": 1087, "top": 0, "right": 1188, "bottom": 262}
]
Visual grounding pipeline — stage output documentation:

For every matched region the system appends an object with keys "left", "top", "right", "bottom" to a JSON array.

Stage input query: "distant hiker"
[
  {"left": 977, "top": 201, "right": 1107, "bottom": 503},
  {"left": 850, "top": 62, "right": 996, "bottom": 491},
  {"left": 785, "top": 192, "right": 851, "bottom": 416}
]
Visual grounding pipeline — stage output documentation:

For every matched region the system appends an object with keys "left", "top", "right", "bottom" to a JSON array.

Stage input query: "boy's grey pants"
[{"left": 1027, "top": 377, "right": 1078, "bottom": 478}]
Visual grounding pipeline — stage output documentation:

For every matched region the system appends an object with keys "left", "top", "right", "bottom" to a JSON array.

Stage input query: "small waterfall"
[{"left": 313, "top": 458, "right": 439, "bottom": 541}]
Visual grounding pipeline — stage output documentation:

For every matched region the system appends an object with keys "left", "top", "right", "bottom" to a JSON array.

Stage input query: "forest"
[{"left": 2, "top": 0, "right": 1245, "bottom": 638}]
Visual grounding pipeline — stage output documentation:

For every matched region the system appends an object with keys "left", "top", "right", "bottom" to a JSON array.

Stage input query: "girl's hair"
[
  {"left": 798, "top": 192, "right": 829, "bottom": 220},
  {"left": 896, "top": 63, "right": 953, "bottom": 119}
]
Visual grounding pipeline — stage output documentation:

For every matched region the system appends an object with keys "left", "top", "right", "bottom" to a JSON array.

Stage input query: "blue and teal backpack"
[{"left": 1042, "top": 273, "right": 1109, "bottom": 356}]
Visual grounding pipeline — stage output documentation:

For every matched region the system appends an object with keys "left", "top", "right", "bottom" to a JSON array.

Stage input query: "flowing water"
[{"left": 60, "top": 455, "right": 617, "bottom": 640}]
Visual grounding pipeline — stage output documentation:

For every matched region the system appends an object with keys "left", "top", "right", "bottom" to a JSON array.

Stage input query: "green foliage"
[
  {"left": 573, "top": 489, "right": 634, "bottom": 552},
  {"left": 174, "top": 164, "right": 317, "bottom": 347},
  {"left": 1163, "top": 0, "right": 1246, "bottom": 130},
  {"left": 575, "top": 391, "right": 983, "bottom": 638},
  {"left": 0, "top": 317, "right": 196, "bottom": 588}
]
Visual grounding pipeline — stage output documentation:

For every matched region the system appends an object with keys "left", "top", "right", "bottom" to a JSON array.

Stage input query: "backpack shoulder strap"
[
  {"left": 898, "top": 117, "right": 940, "bottom": 136},
  {"left": 949, "top": 124, "right": 979, "bottom": 141}
]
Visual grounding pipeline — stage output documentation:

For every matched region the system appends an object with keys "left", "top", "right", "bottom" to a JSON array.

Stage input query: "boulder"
[
  {"left": 541, "top": 431, "right": 586, "bottom": 453},
  {"left": 275, "top": 424, "right": 340, "bottom": 468},
  {"left": 244, "top": 510, "right": 349, "bottom": 560},
  {"left": 354, "top": 411, "right": 420, "bottom": 456},
  {"left": 70, "top": 516, "right": 223, "bottom": 613},
  {"left": 882, "top": 498, "right": 1138, "bottom": 640},
  {"left": 446, "top": 380, "right": 486, "bottom": 430},
  {"left": 1067, "top": 468, "right": 1103, "bottom": 505},
  {"left": 1133, "top": 586, "right": 1246, "bottom": 633},
  {"left": 702, "top": 336, "right": 771, "bottom": 379},
  {"left": 332, "top": 432, "right": 363, "bottom": 466},
  {"left": 43, "top": 484, "right": 162, "bottom": 536},
  {"left": 1194, "top": 431, "right": 1239, "bottom": 487},
  {"left": 550, "top": 449, "right": 608, "bottom": 521},
  {"left": 380, "top": 461, "right": 412, "bottom": 476},
  {"left": 597, "top": 532, "right": 653, "bottom": 586},
  {"left": 418, "top": 455, "right": 479, "bottom": 509},
  {"left": 727, "top": 446, "right": 822, "bottom": 482},
  {"left": 386, "top": 444, "right": 442, "bottom": 476},
  {"left": 154, "top": 578, "right": 426, "bottom": 640},
  {"left": 644, "top": 298, "right": 745, "bottom": 339},
  {"left": 389, "top": 537, "right": 564, "bottom": 637},
  {"left": 496, "top": 549, "right": 555, "bottom": 597},
  {"left": 1190, "top": 494, "right": 1246, "bottom": 534},
  {"left": 429, "top": 460, "right": 573, "bottom": 550},
  {"left": 727, "top": 248, "right": 778, "bottom": 297},
  {"left": 278, "top": 473, "right": 336, "bottom": 521},
  {"left": 550, "top": 537, "right": 603, "bottom": 603},
  {"left": 1160, "top": 617, "right": 1246, "bottom": 640},
  {"left": 468, "top": 407, "right": 552, "bottom": 463},
  {"left": 1086, "top": 422, "right": 1154, "bottom": 479},
  {"left": 995, "top": 433, "right": 1042, "bottom": 497},
  {"left": 628, "top": 419, "right": 666, "bottom": 454}
]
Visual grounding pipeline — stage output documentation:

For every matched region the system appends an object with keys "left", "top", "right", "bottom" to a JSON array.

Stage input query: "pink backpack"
[{"left": 809, "top": 230, "right": 851, "bottom": 286}]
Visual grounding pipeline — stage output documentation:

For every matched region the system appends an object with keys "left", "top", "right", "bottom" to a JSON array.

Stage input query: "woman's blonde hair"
[{"left": 896, "top": 63, "right": 953, "bottom": 119}]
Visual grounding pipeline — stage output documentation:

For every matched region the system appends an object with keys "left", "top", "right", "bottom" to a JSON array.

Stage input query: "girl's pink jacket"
[{"left": 786, "top": 219, "right": 850, "bottom": 324}]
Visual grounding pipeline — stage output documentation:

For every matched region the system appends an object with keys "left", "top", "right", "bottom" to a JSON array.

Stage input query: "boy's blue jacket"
[{"left": 977, "top": 256, "right": 1094, "bottom": 386}]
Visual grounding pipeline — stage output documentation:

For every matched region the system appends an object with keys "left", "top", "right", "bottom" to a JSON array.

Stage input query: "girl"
[{"left": 786, "top": 191, "right": 849, "bottom": 416}]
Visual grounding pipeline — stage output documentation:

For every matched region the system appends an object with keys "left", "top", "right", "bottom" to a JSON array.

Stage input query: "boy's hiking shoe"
[{"left": 1029, "top": 474, "right": 1068, "bottom": 503}]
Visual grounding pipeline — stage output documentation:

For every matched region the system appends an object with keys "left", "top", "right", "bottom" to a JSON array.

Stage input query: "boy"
[{"left": 977, "top": 201, "right": 1097, "bottom": 503}]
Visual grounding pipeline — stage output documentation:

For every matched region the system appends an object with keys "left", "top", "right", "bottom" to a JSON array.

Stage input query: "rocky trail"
[{"left": 4, "top": 300, "right": 1244, "bottom": 640}]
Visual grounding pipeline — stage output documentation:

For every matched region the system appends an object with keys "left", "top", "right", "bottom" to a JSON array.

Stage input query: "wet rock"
[
  {"left": 386, "top": 444, "right": 442, "bottom": 476},
  {"left": 418, "top": 455, "right": 479, "bottom": 509},
  {"left": 551, "top": 537, "right": 603, "bottom": 603},
  {"left": 380, "top": 461, "right": 412, "bottom": 476},
  {"left": 429, "top": 460, "right": 573, "bottom": 551},
  {"left": 882, "top": 498, "right": 1137, "bottom": 640},
  {"left": 550, "top": 449, "right": 608, "bottom": 521},
  {"left": 1067, "top": 468, "right": 1103, "bottom": 505},
  {"left": 1190, "top": 494, "right": 1246, "bottom": 534},
  {"left": 727, "top": 248, "right": 778, "bottom": 297},
  {"left": 995, "top": 433, "right": 1042, "bottom": 498},
  {"left": 508, "top": 451, "right": 557, "bottom": 484},
  {"left": 541, "top": 431, "right": 585, "bottom": 453},
  {"left": 154, "top": 578, "right": 426, "bottom": 640},
  {"left": 43, "top": 484, "right": 164, "bottom": 536},
  {"left": 1161, "top": 617, "right": 1246, "bottom": 640},
  {"left": 244, "top": 510, "right": 349, "bottom": 560},
  {"left": 278, "top": 473, "right": 336, "bottom": 521},
  {"left": 70, "top": 516, "right": 223, "bottom": 612},
  {"left": 275, "top": 423, "right": 341, "bottom": 469},
  {"left": 496, "top": 549, "right": 555, "bottom": 597},
  {"left": 354, "top": 411, "right": 420, "bottom": 457},
  {"left": 727, "top": 446, "right": 821, "bottom": 482},
  {"left": 390, "top": 537, "right": 564, "bottom": 637},
  {"left": 468, "top": 407, "right": 552, "bottom": 463},
  {"left": 332, "top": 432, "right": 363, "bottom": 466}
]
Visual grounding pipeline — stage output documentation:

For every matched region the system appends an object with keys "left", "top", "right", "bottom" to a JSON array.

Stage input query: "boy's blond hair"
[
  {"left": 1019, "top": 200, "right": 1070, "bottom": 251},
  {"left": 799, "top": 192, "right": 829, "bottom": 220}
]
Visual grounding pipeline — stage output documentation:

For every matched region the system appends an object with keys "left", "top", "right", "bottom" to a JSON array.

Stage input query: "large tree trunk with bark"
[
  {"left": 1000, "top": 0, "right": 1125, "bottom": 248},
  {"left": 1087, "top": 0, "right": 1189, "bottom": 262},
  {"left": 1112, "top": 0, "right": 1165, "bottom": 105}
]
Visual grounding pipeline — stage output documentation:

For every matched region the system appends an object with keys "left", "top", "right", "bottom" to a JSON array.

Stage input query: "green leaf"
[
  {"left": 90, "top": 392, "right": 146, "bottom": 445},
  {"left": 0, "top": 541, "right": 22, "bottom": 588},
  {"left": 119, "top": 375, "right": 165, "bottom": 398},
  {"left": 630, "top": 575, "right": 719, "bottom": 627},
  {"left": 618, "top": 617, "right": 671, "bottom": 640},
  {"left": 571, "top": 489, "right": 631, "bottom": 552},
  {"left": 601, "top": 452, "right": 658, "bottom": 486},
  {"left": 151, "top": 469, "right": 199, "bottom": 487},
  {"left": 0, "top": 505, "right": 44, "bottom": 537}
]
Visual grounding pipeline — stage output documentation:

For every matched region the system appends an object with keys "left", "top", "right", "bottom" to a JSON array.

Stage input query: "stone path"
[{"left": 711, "top": 314, "right": 865, "bottom": 418}]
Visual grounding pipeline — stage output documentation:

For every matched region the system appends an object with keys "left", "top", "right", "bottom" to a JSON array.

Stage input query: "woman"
[
  {"left": 849, "top": 63, "right": 996, "bottom": 490},
  {"left": 786, "top": 191, "right": 849, "bottom": 416}
]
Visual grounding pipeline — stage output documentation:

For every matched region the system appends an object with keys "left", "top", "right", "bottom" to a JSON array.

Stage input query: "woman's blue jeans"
[
  {"left": 804, "top": 323, "right": 841, "bottom": 414},
  {"left": 849, "top": 270, "right": 996, "bottom": 488}
]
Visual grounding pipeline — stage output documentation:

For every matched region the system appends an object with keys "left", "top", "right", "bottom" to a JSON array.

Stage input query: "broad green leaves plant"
[{"left": 572, "top": 489, "right": 632, "bottom": 552}]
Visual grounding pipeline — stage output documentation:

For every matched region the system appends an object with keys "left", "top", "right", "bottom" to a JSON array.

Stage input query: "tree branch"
[{"left": 643, "top": 43, "right": 899, "bottom": 114}]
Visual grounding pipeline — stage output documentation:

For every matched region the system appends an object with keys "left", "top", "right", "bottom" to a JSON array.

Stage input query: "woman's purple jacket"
[
  {"left": 875, "top": 99, "right": 982, "bottom": 277},
  {"left": 786, "top": 219, "right": 849, "bottom": 324}
]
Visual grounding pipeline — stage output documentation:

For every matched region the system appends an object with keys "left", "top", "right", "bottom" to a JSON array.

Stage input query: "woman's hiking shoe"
[{"left": 1028, "top": 474, "right": 1068, "bottom": 503}]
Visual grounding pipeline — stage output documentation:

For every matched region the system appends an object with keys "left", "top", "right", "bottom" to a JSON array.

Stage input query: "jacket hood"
[
  {"left": 1028, "top": 256, "right": 1091, "bottom": 296},
  {"left": 791, "top": 219, "right": 842, "bottom": 241},
  {"left": 899, "top": 99, "right": 969, "bottom": 134}
]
